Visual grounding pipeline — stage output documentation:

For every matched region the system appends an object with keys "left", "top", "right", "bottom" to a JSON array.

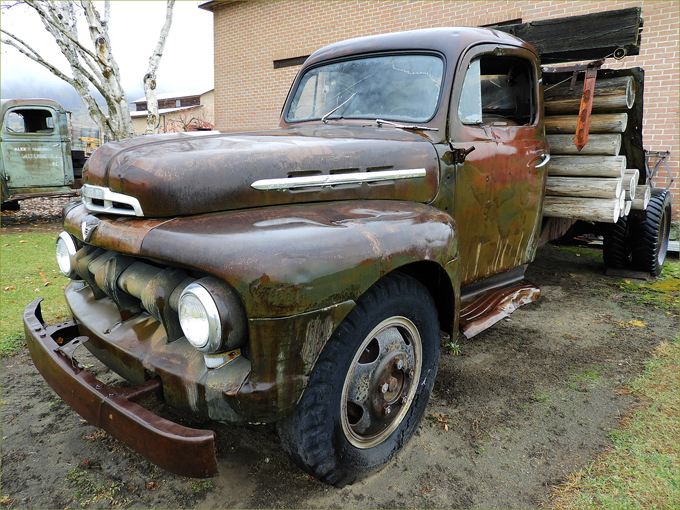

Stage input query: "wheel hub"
[{"left": 341, "top": 317, "right": 422, "bottom": 448}]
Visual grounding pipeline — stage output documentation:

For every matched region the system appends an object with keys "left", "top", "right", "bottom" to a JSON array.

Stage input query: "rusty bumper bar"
[{"left": 23, "top": 298, "right": 218, "bottom": 478}]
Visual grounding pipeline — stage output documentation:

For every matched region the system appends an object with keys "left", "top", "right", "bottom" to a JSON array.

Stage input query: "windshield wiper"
[
  {"left": 321, "top": 93, "right": 357, "bottom": 124},
  {"left": 375, "top": 119, "right": 438, "bottom": 132}
]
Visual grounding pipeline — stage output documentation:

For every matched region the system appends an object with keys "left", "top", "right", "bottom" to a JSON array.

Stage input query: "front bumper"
[{"left": 23, "top": 298, "right": 218, "bottom": 478}]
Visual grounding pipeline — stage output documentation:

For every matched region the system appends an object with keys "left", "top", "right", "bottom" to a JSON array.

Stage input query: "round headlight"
[
  {"left": 178, "top": 283, "right": 222, "bottom": 352},
  {"left": 55, "top": 232, "right": 78, "bottom": 279}
]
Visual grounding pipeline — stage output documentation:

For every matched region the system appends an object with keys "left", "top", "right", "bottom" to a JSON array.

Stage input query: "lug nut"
[
  {"left": 381, "top": 383, "right": 389, "bottom": 393},
  {"left": 401, "top": 396, "right": 408, "bottom": 405},
  {"left": 384, "top": 405, "right": 392, "bottom": 415},
  {"left": 408, "top": 370, "right": 415, "bottom": 379},
  {"left": 396, "top": 359, "right": 404, "bottom": 370}
]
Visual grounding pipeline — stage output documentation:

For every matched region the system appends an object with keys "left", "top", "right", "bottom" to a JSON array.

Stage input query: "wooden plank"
[{"left": 494, "top": 7, "right": 642, "bottom": 63}]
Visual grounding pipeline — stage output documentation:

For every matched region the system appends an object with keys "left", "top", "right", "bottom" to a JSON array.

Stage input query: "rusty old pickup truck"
[{"left": 24, "top": 26, "right": 671, "bottom": 486}]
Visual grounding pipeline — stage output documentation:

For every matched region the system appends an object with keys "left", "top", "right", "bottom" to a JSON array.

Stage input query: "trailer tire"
[
  {"left": 277, "top": 272, "right": 439, "bottom": 487},
  {"left": 603, "top": 215, "right": 633, "bottom": 269},
  {"left": 632, "top": 189, "right": 672, "bottom": 277}
]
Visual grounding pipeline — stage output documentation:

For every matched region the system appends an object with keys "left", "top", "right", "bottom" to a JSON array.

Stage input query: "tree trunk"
[
  {"left": 548, "top": 155, "right": 625, "bottom": 178},
  {"left": 631, "top": 185, "right": 651, "bottom": 210},
  {"left": 547, "top": 134, "right": 621, "bottom": 156},
  {"left": 543, "top": 196, "right": 621, "bottom": 223},
  {"left": 144, "top": 1, "right": 175, "bottom": 135},
  {"left": 623, "top": 169, "right": 639, "bottom": 200},
  {"left": 545, "top": 113, "right": 628, "bottom": 134},
  {"left": 623, "top": 200, "right": 632, "bottom": 216},
  {"left": 544, "top": 76, "right": 635, "bottom": 115},
  {"left": 546, "top": 177, "right": 622, "bottom": 199}
]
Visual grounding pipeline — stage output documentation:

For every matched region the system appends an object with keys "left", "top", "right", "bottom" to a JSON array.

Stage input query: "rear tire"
[
  {"left": 632, "top": 189, "right": 672, "bottom": 276},
  {"left": 277, "top": 272, "right": 440, "bottom": 487},
  {"left": 603, "top": 215, "right": 633, "bottom": 269}
]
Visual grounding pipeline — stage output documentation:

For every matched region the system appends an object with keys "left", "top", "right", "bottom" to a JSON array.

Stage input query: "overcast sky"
[{"left": 0, "top": 1, "right": 214, "bottom": 106}]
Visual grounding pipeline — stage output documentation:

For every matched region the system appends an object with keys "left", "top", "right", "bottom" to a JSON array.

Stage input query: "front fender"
[{"left": 139, "top": 200, "right": 459, "bottom": 319}]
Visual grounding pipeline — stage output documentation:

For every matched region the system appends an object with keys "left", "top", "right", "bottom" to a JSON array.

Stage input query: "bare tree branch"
[
  {"left": 1, "top": 29, "right": 76, "bottom": 87},
  {"left": 2, "top": 1, "right": 175, "bottom": 140}
]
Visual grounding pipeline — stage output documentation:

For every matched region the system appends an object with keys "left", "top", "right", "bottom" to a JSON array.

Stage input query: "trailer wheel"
[
  {"left": 603, "top": 215, "right": 633, "bottom": 269},
  {"left": 632, "top": 189, "right": 672, "bottom": 276},
  {"left": 277, "top": 273, "right": 439, "bottom": 487}
]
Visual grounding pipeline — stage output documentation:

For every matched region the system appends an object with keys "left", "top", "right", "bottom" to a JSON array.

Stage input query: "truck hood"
[{"left": 83, "top": 128, "right": 440, "bottom": 218}]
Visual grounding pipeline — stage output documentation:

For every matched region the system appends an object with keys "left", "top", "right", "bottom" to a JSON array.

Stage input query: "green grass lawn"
[
  {"left": 1, "top": 231, "right": 71, "bottom": 355},
  {"left": 552, "top": 338, "right": 679, "bottom": 509},
  {"left": 552, "top": 260, "right": 679, "bottom": 509}
]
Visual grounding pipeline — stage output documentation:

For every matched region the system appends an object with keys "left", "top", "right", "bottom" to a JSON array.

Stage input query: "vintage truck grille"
[
  {"left": 72, "top": 243, "right": 194, "bottom": 341},
  {"left": 81, "top": 184, "right": 144, "bottom": 217}
]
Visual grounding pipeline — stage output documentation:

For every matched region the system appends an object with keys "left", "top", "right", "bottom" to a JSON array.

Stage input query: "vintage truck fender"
[
  {"left": 142, "top": 200, "right": 460, "bottom": 421},
  {"left": 64, "top": 200, "right": 460, "bottom": 421}
]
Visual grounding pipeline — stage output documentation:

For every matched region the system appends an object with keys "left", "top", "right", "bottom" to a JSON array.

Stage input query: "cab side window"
[
  {"left": 459, "top": 55, "right": 535, "bottom": 126},
  {"left": 3, "top": 109, "right": 55, "bottom": 134}
]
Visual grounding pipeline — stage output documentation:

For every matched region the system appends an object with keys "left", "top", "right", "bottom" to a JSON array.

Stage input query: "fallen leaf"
[
  {"left": 19, "top": 240, "right": 27, "bottom": 243},
  {"left": 444, "top": 424, "right": 449, "bottom": 432},
  {"left": 4, "top": 286, "right": 15, "bottom": 291},
  {"left": 146, "top": 482, "right": 157, "bottom": 490},
  {"left": 44, "top": 282, "right": 51, "bottom": 287}
]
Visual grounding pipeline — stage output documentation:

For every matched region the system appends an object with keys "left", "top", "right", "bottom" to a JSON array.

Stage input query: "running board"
[{"left": 459, "top": 281, "right": 541, "bottom": 338}]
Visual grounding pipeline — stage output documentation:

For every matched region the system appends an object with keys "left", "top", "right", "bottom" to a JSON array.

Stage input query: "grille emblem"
[{"left": 81, "top": 218, "right": 99, "bottom": 242}]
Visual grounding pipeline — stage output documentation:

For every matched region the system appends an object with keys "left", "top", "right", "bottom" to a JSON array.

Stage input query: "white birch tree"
[
  {"left": 1, "top": 1, "right": 176, "bottom": 140},
  {"left": 143, "top": 0, "right": 174, "bottom": 135}
]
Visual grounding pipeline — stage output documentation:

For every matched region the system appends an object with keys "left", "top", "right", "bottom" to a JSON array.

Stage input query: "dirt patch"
[{"left": 1, "top": 242, "right": 678, "bottom": 509}]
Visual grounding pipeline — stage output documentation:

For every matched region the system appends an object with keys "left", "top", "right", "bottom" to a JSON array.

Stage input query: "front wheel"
[{"left": 277, "top": 273, "right": 440, "bottom": 487}]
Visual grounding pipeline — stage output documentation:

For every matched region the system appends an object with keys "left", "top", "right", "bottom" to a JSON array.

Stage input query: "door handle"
[{"left": 534, "top": 153, "right": 550, "bottom": 168}]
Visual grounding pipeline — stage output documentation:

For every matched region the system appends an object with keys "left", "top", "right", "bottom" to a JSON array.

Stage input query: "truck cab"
[
  {"left": 25, "top": 28, "right": 550, "bottom": 485},
  {"left": 1, "top": 98, "right": 83, "bottom": 206}
]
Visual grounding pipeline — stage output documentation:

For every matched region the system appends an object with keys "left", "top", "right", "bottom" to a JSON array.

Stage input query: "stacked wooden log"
[{"left": 542, "top": 75, "right": 648, "bottom": 223}]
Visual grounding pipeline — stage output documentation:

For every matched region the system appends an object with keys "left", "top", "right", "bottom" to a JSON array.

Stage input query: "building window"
[{"left": 273, "top": 55, "right": 309, "bottom": 69}]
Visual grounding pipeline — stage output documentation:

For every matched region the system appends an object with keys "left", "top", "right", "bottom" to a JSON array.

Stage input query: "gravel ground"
[{"left": 1, "top": 196, "right": 75, "bottom": 231}]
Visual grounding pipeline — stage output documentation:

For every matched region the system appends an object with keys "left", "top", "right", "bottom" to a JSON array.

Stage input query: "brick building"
[
  {"left": 130, "top": 89, "right": 215, "bottom": 135},
  {"left": 199, "top": 0, "right": 678, "bottom": 207}
]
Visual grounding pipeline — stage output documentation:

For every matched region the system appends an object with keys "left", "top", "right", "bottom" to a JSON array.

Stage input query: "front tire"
[{"left": 277, "top": 273, "right": 440, "bottom": 487}]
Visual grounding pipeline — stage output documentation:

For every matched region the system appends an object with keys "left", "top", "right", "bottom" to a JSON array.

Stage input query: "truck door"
[
  {"left": 1, "top": 106, "right": 72, "bottom": 191},
  {"left": 449, "top": 45, "right": 548, "bottom": 286}
]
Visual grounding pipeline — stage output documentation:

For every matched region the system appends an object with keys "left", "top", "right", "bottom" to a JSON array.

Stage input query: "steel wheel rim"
[{"left": 341, "top": 316, "right": 422, "bottom": 449}]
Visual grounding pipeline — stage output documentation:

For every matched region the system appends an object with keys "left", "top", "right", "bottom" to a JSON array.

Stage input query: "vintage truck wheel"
[
  {"left": 603, "top": 215, "right": 633, "bottom": 269},
  {"left": 632, "top": 189, "right": 672, "bottom": 276},
  {"left": 277, "top": 272, "right": 440, "bottom": 487}
]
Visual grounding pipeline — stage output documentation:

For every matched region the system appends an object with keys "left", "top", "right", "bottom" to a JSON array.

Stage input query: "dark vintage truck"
[{"left": 24, "top": 20, "right": 672, "bottom": 487}]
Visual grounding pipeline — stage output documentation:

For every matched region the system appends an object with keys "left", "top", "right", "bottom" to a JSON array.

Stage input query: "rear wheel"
[
  {"left": 603, "top": 215, "right": 633, "bottom": 269},
  {"left": 277, "top": 273, "right": 440, "bottom": 487},
  {"left": 632, "top": 189, "right": 672, "bottom": 276}
]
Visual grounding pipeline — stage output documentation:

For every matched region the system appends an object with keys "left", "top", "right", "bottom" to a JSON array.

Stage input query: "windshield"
[{"left": 286, "top": 54, "right": 444, "bottom": 123}]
